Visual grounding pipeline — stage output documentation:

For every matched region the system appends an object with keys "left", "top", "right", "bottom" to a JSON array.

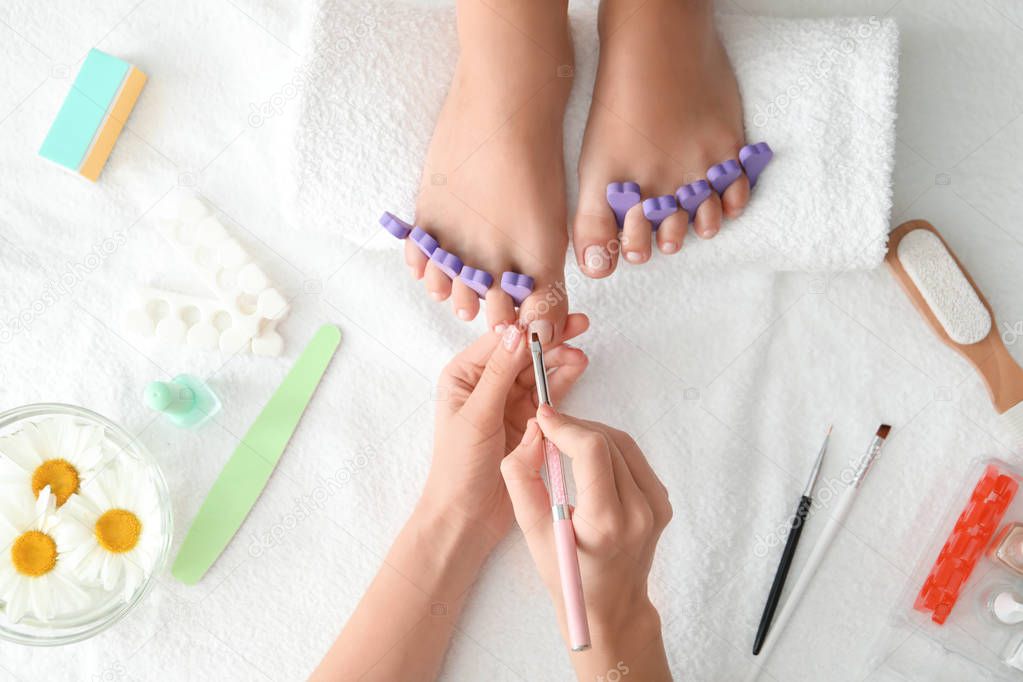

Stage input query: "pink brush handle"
[{"left": 554, "top": 517, "right": 590, "bottom": 651}]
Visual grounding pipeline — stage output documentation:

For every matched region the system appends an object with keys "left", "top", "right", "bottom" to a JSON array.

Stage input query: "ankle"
[
  {"left": 598, "top": 0, "right": 713, "bottom": 36},
  {"left": 457, "top": 0, "right": 572, "bottom": 66}
]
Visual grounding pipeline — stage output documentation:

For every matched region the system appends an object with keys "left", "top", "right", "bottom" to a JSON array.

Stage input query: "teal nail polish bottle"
[{"left": 144, "top": 374, "right": 221, "bottom": 428}]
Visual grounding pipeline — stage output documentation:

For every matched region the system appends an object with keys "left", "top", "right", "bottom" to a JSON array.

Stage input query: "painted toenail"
[
  {"left": 494, "top": 323, "right": 508, "bottom": 334},
  {"left": 642, "top": 195, "right": 679, "bottom": 231},
  {"left": 584, "top": 245, "right": 610, "bottom": 271},
  {"left": 456, "top": 308, "right": 471, "bottom": 320},
  {"left": 502, "top": 324, "right": 522, "bottom": 351},
  {"left": 625, "top": 252, "right": 643, "bottom": 263},
  {"left": 529, "top": 320, "right": 553, "bottom": 345},
  {"left": 661, "top": 242, "right": 679, "bottom": 254},
  {"left": 739, "top": 142, "right": 773, "bottom": 188},
  {"left": 707, "top": 159, "right": 742, "bottom": 195},
  {"left": 606, "top": 181, "right": 641, "bottom": 230}
]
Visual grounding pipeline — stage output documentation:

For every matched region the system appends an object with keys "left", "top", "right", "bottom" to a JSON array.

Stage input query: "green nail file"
[{"left": 172, "top": 324, "right": 342, "bottom": 584}]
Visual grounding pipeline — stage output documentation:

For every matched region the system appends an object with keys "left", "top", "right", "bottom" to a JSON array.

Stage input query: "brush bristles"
[{"left": 876, "top": 424, "right": 891, "bottom": 439}]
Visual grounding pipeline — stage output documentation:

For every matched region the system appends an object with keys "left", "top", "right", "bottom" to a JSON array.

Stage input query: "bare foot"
[
  {"left": 397, "top": 1, "right": 573, "bottom": 343},
  {"left": 574, "top": 0, "right": 751, "bottom": 276}
]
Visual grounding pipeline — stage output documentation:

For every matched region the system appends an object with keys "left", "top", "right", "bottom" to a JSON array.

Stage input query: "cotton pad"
[{"left": 896, "top": 229, "right": 992, "bottom": 345}]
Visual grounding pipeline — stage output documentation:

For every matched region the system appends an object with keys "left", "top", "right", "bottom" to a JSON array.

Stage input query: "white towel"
[{"left": 288, "top": 2, "right": 899, "bottom": 271}]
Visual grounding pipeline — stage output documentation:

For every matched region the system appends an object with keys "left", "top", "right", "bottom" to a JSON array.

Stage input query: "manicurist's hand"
[
  {"left": 501, "top": 407, "right": 674, "bottom": 682},
  {"left": 422, "top": 314, "right": 590, "bottom": 550},
  {"left": 312, "top": 319, "right": 589, "bottom": 682}
]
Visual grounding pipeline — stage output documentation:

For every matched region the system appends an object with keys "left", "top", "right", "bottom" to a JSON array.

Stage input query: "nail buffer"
[{"left": 171, "top": 324, "right": 342, "bottom": 584}]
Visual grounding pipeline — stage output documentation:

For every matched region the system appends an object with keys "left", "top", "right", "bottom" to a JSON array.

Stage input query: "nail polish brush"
[
  {"left": 752, "top": 426, "right": 831, "bottom": 655},
  {"left": 530, "top": 331, "right": 591, "bottom": 652}
]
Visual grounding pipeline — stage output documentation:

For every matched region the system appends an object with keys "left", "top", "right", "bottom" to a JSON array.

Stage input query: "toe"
[
  {"left": 621, "top": 206, "right": 652, "bottom": 264},
  {"left": 485, "top": 288, "right": 516, "bottom": 332},
  {"left": 451, "top": 280, "right": 480, "bottom": 321},
  {"left": 405, "top": 239, "right": 427, "bottom": 280},
  {"left": 693, "top": 192, "right": 723, "bottom": 240},
  {"left": 572, "top": 191, "right": 620, "bottom": 279},
  {"left": 519, "top": 280, "right": 569, "bottom": 345},
  {"left": 721, "top": 174, "right": 750, "bottom": 219},
  {"left": 424, "top": 263, "right": 452, "bottom": 301},
  {"left": 656, "top": 211, "right": 687, "bottom": 254}
]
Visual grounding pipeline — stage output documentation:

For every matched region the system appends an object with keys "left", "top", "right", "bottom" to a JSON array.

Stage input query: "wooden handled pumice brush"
[{"left": 886, "top": 219, "right": 1023, "bottom": 446}]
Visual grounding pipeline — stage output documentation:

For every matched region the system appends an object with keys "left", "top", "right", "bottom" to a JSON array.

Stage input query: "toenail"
[
  {"left": 698, "top": 227, "right": 719, "bottom": 240},
  {"left": 625, "top": 252, "right": 644, "bottom": 263},
  {"left": 529, "top": 320, "right": 553, "bottom": 345},
  {"left": 661, "top": 242, "right": 679, "bottom": 254},
  {"left": 584, "top": 245, "right": 610, "bottom": 271},
  {"left": 456, "top": 308, "right": 471, "bottom": 320},
  {"left": 494, "top": 323, "right": 508, "bottom": 334},
  {"left": 430, "top": 291, "right": 444, "bottom": 301}
]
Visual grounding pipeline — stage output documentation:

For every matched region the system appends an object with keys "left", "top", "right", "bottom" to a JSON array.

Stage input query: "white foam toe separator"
[{"left": 125, "top": 196, "right": 289, "bottom": 356}]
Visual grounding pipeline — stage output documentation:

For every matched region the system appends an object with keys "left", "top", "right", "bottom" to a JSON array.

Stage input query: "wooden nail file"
[{"left": 172, "top": 324, "right": 342, "bottom": 584}]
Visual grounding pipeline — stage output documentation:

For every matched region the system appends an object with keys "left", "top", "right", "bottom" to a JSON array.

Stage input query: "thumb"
[
  {"left": 460, "top": 325, "right": 530, "bottom": 428},
  {"left": 500, "top": 419, "right": 550, "bottom": 531}
]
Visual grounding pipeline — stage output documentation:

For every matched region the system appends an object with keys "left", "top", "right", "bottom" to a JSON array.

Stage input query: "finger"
[
  {"left": 501, "top": 419, "right": 553, "bottom": 533},
  {"left": 460, "top": 325, "right": 531, "bottom": 428},
  {"left": 535, "top": 406, "right": 620, "bottom": 514},
  {"left": 602, "top": 427, "right": 672, "bottom": 528},
  {"left": 515, "top": 343, "right": 588, "bottom": 392}
]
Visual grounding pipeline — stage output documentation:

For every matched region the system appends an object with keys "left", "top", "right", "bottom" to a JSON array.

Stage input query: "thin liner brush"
[{"left": 752, "top": 426, "right": 832, "bottom": 655}]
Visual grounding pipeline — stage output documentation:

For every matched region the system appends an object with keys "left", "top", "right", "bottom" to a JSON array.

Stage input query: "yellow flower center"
[
  {"left": 94, "top": 509, "right": 142, "bottom": 553},
  {"left": 11, "top": 530, "right": 57, "bottom": 577},
  {"left": 31, "top": 458, "right": 80, "bottom": 506}
]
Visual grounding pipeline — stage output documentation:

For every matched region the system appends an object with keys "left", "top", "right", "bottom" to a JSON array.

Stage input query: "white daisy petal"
[
  {"left": 0, "top": 433, "right": 42, "bottom": 470},
  {"left": 5, "top": 576, "right": 28, "bottom": 623}
]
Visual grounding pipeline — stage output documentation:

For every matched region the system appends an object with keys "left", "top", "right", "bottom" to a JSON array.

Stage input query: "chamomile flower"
[
  {"left": 0, "top": 416, "right": 108, "bottom": 507},
  {"left": 0, "top": 487, "right": 91, "bottom": 623},
  {"left": 54, "top": 460, "right": 162, "bottom": 601}
]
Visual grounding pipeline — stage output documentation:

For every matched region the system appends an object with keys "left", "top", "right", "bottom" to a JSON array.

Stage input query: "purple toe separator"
[
  {"left": 676, "top": 180, "right": 712, "bottom": 223},
  {"left": 606, "top": 181, "right": 641, "bottom": 230},
  {"left": 410, "top": 227, "right": 439, "bottom": 258},
  {"left": 739, "top": 142, "right": 773, "bottom": 188},
  {"left": 642, "top": 195, "right": 679, "bottom": 231},
  {"left": 707, "top": 159, "right": 742, "bottom": 195},
  {"left": 500, "top": 271, "right": 534, "bottom": 306},
  {"left": 380, "top": 211, "right": 412, "bottom": 239},
  {"left": 460, "top": 267, "right": 494, "bottom": 298},
  {"left": 430, "top": 248, "right": 464, "bottom": 279}
]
